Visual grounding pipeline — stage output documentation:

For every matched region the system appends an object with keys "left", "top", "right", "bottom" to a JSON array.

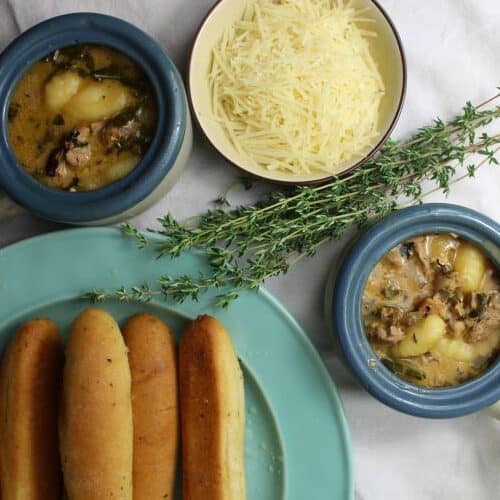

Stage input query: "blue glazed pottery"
[
  {"left": 0, "top": 13, "right": 192, "bottom": 224},
  {"left": 330, "top": 203, "right": 500, "bottom": 418}
]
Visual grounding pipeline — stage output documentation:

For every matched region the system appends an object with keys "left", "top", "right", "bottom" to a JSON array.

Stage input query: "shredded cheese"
[{"left": 209, "top": 0, "right": 385, "bottom": 175}]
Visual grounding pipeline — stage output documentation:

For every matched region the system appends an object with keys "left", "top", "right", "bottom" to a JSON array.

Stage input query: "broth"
[
  {"left": 362, "top": 234, "right": 499, "bottom": 387},
  {"left": 8, "top": 44, "right": 157, "bottom": 191}
]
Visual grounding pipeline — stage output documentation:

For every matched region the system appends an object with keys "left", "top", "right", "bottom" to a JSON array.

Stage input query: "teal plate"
[{"left": 0, "top": 228, "right": 353, "bottom": 500}]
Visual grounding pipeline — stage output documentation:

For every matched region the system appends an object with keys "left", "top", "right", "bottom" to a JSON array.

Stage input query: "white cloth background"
[{"left": 0, "top": 1, "right": 499, "bottom": 499}]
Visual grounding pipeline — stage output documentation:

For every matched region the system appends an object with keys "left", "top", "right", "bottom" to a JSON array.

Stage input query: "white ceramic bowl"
[{"left": 189, "top": 0, "right": 406, "bottom": 185}]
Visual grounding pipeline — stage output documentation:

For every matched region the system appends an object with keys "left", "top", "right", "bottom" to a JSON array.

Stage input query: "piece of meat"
[
  {"left": 389, "top": 326, "right": 406, "bottom": 342},
  {"left": 101, "top": 121, "right": 137, "bottom": 150},
  {"left": 385, "top": 247, "right": 405, "bottom": 269},
  {"left": 65, "top": 146, "right": 90, "bottom": 167},
  {"left": 435, "top": 271, "right": 461, "bottom": 293},
  {"left": 402, "top": 310, "right": 425, "bottom": 327},
  {"left": 45, "top": 148, "right": 66, "bottom": 177},
  {"left": 64, "top": 127, "right": 91, "bottom": 167},
  {"left": 44, "top": 148, "right": 74, "bottom": 190},
  {"left": 55, "top": 161, "right": 68, "bottom": 178},
  {"left": 75, "top": 127, "right": 89, "bottom": 141},
  {"left": 380, "top": 306, "right": 404, "bottom": 324},
  {"left": 366, "top": 307, "right": 408, "bottom": 344},
  {"left": 467, "top": 292, "right": 500, "bottom": 343},
  {"left": 368, "top": 324, "right": 406, "bottom": 344},
  {"left": 45, "top": 127, "right": 91, "bottom": 184},
  {"left": 417, "top": 295, "right": 449, "bottom": 319},
  {"left": 100, "top": 106, "right": 145, "bottom": 152},
  {"left": 412, "top": 237, "right": 433, "bottom": 278}
]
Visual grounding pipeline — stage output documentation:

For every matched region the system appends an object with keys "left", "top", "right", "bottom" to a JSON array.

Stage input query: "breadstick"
[
  {"left": 59, "top": 308, "right": 133, "bottom": 500},
  {"left": 0, "top": 318, "right": 63, "bottom": 500},
  {"left": 179, "top": 315, "right": 246, "bottom": 500},
  {"left": 123, "top": 313, "right": 179, "bottom": 500}
]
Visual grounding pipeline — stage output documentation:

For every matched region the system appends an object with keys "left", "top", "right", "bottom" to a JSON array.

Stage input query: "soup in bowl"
[
  {"left": 362, "top": 234, "right": 499, "bottom": 388},
  {"left": 329, "top": 204, "right": 500, "bottom": 418},
  {"left": 8, "top": 44, "right": 157, "bottom": 192},
  {"left": 0, "top": 13, "right": 192, "bottom": 224}
]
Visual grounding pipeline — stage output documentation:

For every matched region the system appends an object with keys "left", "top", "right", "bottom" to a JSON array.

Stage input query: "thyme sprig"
[{"left": 86, "top": 95, "right": 500, "bottom": 307}]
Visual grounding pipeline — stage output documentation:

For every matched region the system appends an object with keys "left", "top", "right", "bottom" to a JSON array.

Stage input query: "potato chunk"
[
  {"left": 106, "top": 154, "right": 140, "bottom": 182},
  {"left": 392, "top": 314, "right": 446, "bottom": 358},
  {"left": 65, "top": 80, "right": 131, "bottom": 121},
  {"left": 45, "top": 71, "right": 83, "bottom": 111},
  {"left": 454, "top": 243, "right": 486, "bottom": 292},
  {"left": 433, "top": 331, "right": 499, "bottom": 362}
]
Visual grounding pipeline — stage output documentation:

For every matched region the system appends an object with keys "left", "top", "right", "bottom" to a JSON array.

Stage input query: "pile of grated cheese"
[{"left": 209, "top": 0, "right": 385, "bottom": 175}]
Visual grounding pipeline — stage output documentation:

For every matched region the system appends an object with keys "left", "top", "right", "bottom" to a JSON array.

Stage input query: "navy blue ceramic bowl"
[
  {"left": 0, "top": 13, "right": 192, "bottom": 224},
  {"left": 330, "top": 204, "right": 500, "bottom": 418}
]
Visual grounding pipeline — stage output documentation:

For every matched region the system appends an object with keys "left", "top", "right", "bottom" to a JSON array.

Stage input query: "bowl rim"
[
  {"left": 0, "top": 12, "right": 187, "bottom": 223},
  {"left": 331, "top": 203, "right": 500, "bottom": 418},
  {"left": 187, "top": 0, "right": 407, "bottom": 186}
]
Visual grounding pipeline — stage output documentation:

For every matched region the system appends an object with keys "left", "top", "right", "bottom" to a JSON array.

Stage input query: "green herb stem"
[{"left": 87, "top": 94, "right": 500, "bottom": 307}]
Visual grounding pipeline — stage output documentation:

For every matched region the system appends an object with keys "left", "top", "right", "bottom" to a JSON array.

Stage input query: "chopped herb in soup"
[
  {"left": 362, "top": 234, "right": 499, "bottom": 387},
  {"left": 8, "top": 44, "right": 156, "bottom": 191}
]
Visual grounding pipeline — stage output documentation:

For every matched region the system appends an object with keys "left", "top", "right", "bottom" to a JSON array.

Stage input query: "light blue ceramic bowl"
[
  {"left": 330, "top": 204, "right": 500, "bottom": 418},
  {"left": 0, "top": 13, "right": 192, "bottom": 225}
]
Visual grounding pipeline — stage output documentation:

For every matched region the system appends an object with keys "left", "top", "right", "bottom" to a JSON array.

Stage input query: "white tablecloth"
[{"left": 0, "top": 1, "right": 499, "bottom": 499}]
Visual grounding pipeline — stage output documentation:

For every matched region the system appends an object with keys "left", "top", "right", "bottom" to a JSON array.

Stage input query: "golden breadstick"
[
  {"left": 0, "top": 318, "right": 63, "bottom": 500},
  {"left": 123, "top": 313, "right": 179, "bottom": 500},
  {"left": 179, "top": 315, "right": 246, "bottom": 500},
  {"left": 59, "top": 308, "right": 133, "bottom": 500}
]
